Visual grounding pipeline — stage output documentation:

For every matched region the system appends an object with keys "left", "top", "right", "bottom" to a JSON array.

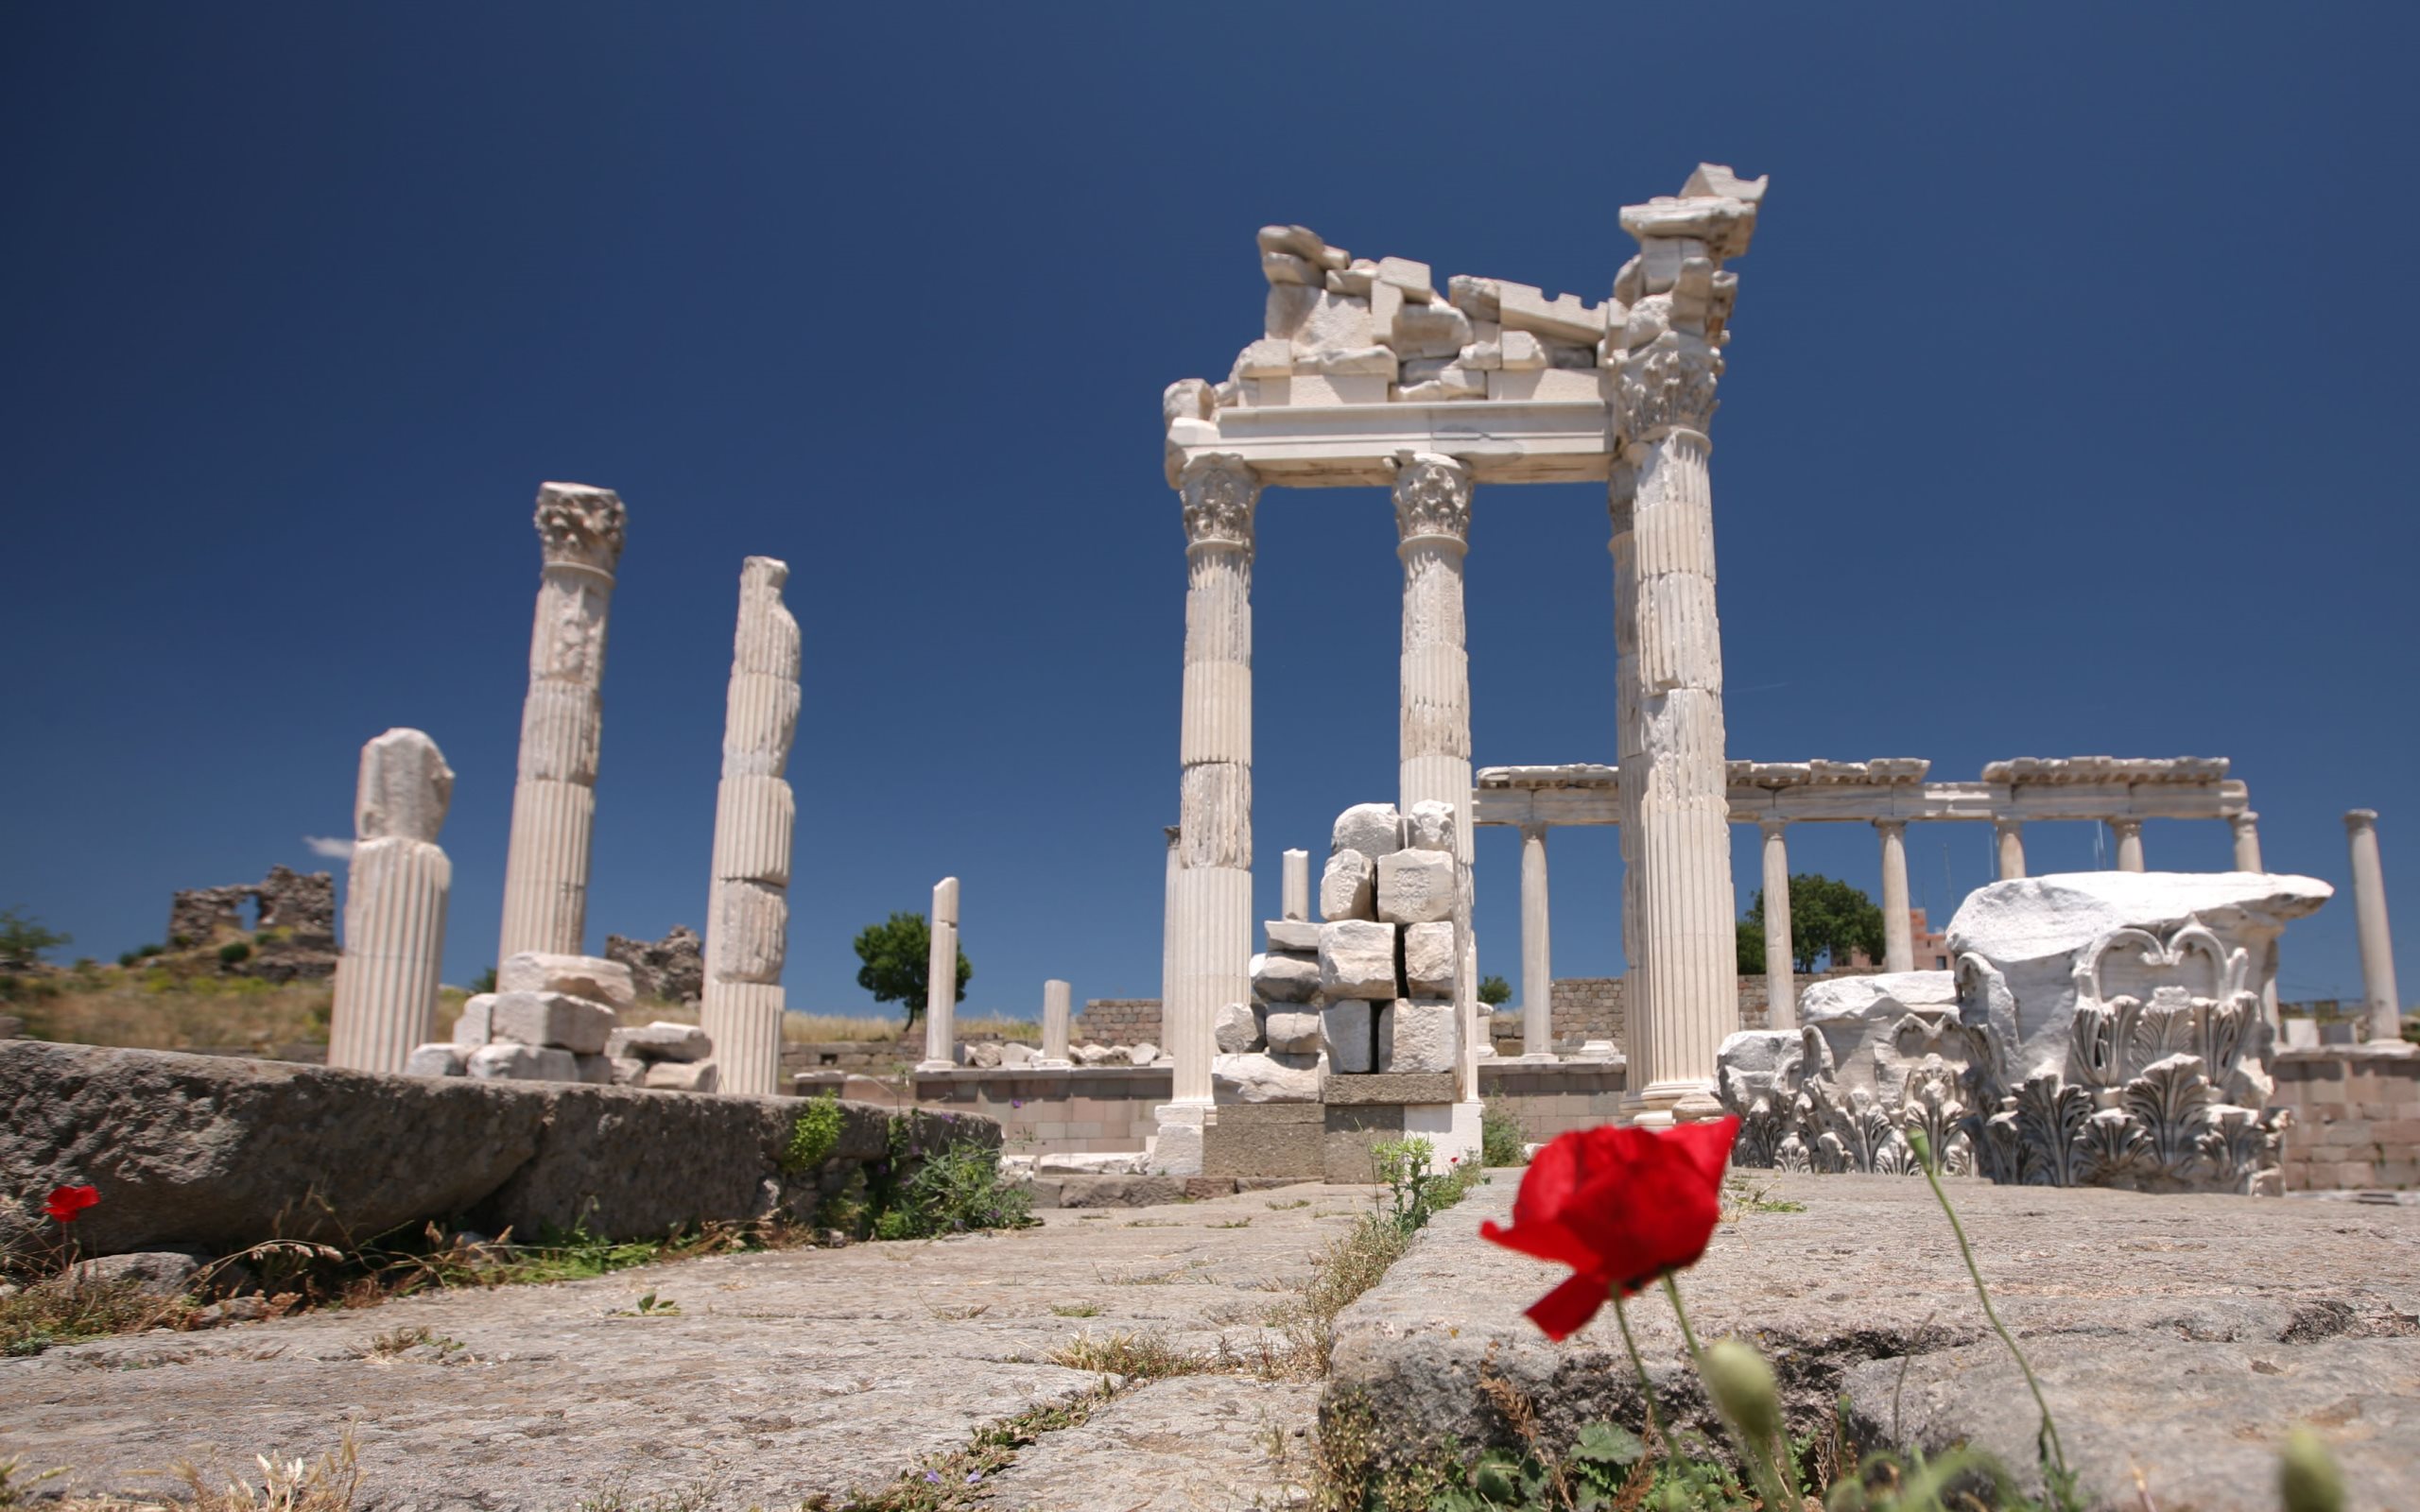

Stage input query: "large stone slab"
[{"left": 1325, "top": 1172, "right": 2420, "bottom": 1510}]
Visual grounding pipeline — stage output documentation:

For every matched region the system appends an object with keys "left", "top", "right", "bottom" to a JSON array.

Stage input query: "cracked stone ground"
[{"left": 0, "top": 1182, "right": 1380, "bottom": 1510}]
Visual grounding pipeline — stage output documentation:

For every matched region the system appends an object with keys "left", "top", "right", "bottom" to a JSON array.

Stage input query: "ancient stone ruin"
[
  {"left": 327, "top": 729, "right": 454, "bottom": 1075},
  {"left": 166, "top": 865, "right": 338, "bottom": 980},
  {"left": 602, "top": 925, "right": 703, "bottom": 1005},
  {"left": 408, "top": 951, "right": 719, "bottom": 1091}
]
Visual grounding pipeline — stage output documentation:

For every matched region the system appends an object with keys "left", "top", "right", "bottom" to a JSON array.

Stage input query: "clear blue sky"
[{"left": 5, "top": 5, "right": 2414, "bottom": 1021}]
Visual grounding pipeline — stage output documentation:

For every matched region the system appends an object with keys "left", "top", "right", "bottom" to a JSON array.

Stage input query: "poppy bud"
[
  {"left": 2279, "top": 1426, "right": 2344, "bottom": 1512},
  {"left": 1906, "top": 1126, "right": 1934, "bottom": 1170},
  {"left": 1703, "top": 1338, "right": 1784, "bottom": 1445}
]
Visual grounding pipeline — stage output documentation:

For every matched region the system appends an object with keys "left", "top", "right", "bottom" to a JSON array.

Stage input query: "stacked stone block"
[{"left": 406, "top": 952, "right": 719, "bottom": 1091}]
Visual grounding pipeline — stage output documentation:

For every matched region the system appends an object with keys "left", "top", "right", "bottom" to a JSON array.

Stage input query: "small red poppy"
[
  {"left": 1480, "top": 1117, "right": 1737, "bottom": 1341},
  {"left": 43, "top": 1184, "right": 100, "bottom": 1224}
]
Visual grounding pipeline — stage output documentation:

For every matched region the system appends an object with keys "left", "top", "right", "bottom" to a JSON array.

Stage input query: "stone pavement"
[
  {"left": 1330, "top": 1174, "right": 2420, "bottom": 1512},
  {"left": 0, "top": 1182, "right": 1372, "bottom": 1510}
]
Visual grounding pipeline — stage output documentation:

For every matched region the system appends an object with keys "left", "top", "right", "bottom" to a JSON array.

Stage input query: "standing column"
[
  {"left": 1041, "top": 979, "right": 1072, "bottom": 1066},
  {"left": 2345, "top": 811, "right": 2406, "bottom": 1046},
  {"left": 1877, "top": 820, "right": 1913, "bottom": 972},
  {"left": 918, "top": 877, "right": 961, "bottom": 1071},
  {"left": 2232, "top": 812, "right": 2265, "bottom": 872},
  {"left": 701, "top": 557, "right": 799, "bottom": 1096},
  {"left": 1280, "top": 849, "right": 1310, "bottom": 922},
  {"left": 1995, "top": 819, "right": 2027, "bottom": 881},
  {"left": 498, "top": 483, "right": 627, "bottom": 961},
  {"left": 1758, "top": 820, "right": 1795, "bottom": 1030},
  {"left": 1518, "top": 823, "right": 1554, "bottom": 1058},
  {"left": 330, "top": 729, "right": 455, "bottom": 1074},
  {"left": 1164, "top": 453, "right": 1258, "bottom": 1166},
  {"left": 1394, "top": 452, "right": 1480, "bottom": 1101},
  {"left": 2111, "top": 818, "right": 2146, "bottom": 872}
]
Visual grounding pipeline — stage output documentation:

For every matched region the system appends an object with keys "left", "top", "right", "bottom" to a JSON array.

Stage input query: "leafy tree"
[
  {"left": 1743, "top": 874, "right": 1885, "bottom": 974},
  {"left": 0, "top": 907, "right": 70, "bottom": 970},
  {"left": 1478, "top": 973, "right": 1512, "bottom": 1007},
  {"left": 470, "top": 966, "right": 498, "bottom": 994},
  {"left": 854, "top": 911, "right": 972, "bottom": 1027},
  {"left": 1735, "top": 919, "right": 1766, "bottom": 975}
]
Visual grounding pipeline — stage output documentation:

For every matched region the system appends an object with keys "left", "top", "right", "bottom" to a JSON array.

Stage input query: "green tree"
[
  {"left": 1735, "top": 918, "right": 1766, "bottom": 975},
  {"left": 0, "top": 907, "right": 71, "bottom": 970},
  {"left": 854, "top": 911, "right": 972, "bottom": 1027},
  {"left": 1478, "top": 973, "right": 1512, "bottom": 1007},
  {"left": 1743, "top": 874, "right": 1885, "bottom": 974}
]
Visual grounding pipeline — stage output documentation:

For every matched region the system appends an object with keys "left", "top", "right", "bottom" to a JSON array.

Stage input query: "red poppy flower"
[
  {"left": 43, "top": 1184, "right": 100, "bottom": 1224},
  {"left": 1480, "top": 1117, "right": 1737, "bottom": 1341}
]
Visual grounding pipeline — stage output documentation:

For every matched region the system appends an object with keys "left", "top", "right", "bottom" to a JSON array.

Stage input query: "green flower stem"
[
  {"left": 1660, "top": 1273, "right": 1797, "bottom": 1509},
  {"left": 1909, "top": 1130, "right": 2071, "bottom": 1491},
  {"left": 1611, "top": 1289, "right": 1662, "bottom": 1444}
]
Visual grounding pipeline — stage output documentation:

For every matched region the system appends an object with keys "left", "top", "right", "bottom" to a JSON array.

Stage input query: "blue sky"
[{"left": 5, "top": 5, "right": 2414, "bottom": 1021}]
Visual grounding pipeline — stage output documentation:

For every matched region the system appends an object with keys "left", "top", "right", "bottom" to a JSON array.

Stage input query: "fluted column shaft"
[
  {"left": 1519, "top": 823, "right": 1552, "bottom": 1057},
  {"left": 2232, "top": 812, "right": 2264, "bottom": 872},
  {"left": 499, "top": 484, "right": 626, "bottom": 961},
  {"left": 2112, "top": 818, "right": 2146, "bottom": 872},
  {"left": 1042, "top": 978, "right": 1072, "bottom": 1065},
  {"left": 2345, "top": 811, "right": 2404, "bottom": 1045},
  {"left": 1168, "top": 455, "right": 1258, "bottom": 1112},
  {"left": 1759, "top": 820, "right": 1795, "bottom": 1030},
  {"left": 1394, "top": 453, "right": 1478, "bottom": 1099},
  {"left": 1995, "top": 819, "right": 2026, "bottom": 881},
  {"left": 920, "top": 877, "right": 961, "bottom": 1070},
  {"left": 330, "top": 729, "right": 455, "bottom": 1074},
  {"left": 1877, "top": 820, "right": 1912, "bottom": 971},
  {"left": 1610, "top": 430, "right": 1737, "bottom": 1120},
  {"left": 702, "top": 556, "right": 799, "bottom": 1095}
]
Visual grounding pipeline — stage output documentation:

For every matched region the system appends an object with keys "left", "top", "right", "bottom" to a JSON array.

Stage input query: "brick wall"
[
  {"left": 1504, "top": 971, "right": 1882, "bottom": 1053},
  {"left": 1071, "top": 999, "right": 1163, "bottom": 1047},
  {"left": 2270, "top": 1047, "right": 2420, "bottom": 1192}
]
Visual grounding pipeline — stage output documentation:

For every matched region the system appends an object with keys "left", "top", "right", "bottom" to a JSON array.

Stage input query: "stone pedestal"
[
  {"left": 1041, "top": 978, "right": 1072, "bottom": 1066},
  {"left": 1877, "top": 820, "right": 1913, "bottom": 972},
  {"left": 498, "top": 484, "right": 625, "bottom": 962},
  {"left": 329, "top": 730, "right": 455, "bottom": 1074},
  {"left": 2345, "top": 811, "right": 2406, "bottom": 1047},
  {"left": 700, "top": 557, "right": 798, "bottom": 1096},
  {"left": 1394, "top": 453, "right": 1478, "bottom": 1102},
  {"left": 1518, "top": 823, "right": 1552, "bottom": 1057},
  {"left": 1758, "top": 820, "right": 1795, "bottom": 1030},
  {"left": 1995, "top": 819, "right": 2026, "bottom": 881},
  {"left": 2112, "top": 818, "right": 2147, "bottom": 873},
  {"left": 919, "top": 877, "right": 961, "bottom": 1072}
]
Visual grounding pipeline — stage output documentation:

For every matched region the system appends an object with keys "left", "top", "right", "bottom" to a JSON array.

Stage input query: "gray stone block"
[
  {"left": 491, "top": 991, "right": 616, "bottom": 1055},
  {"left": 604, "top": 1022, "right": 711, "bottom": 1062},
  {"left": 1382, "top": 1000, "right": 1458, "bottom": 1074},
  {"left": 1323, "top": 1001, "right": 1377, "bottom": 1074},
  {"left": 1322, "top": 1071, "right": 1459, "bottom": 1106},
  {"left": 1375, "top": 850, "right": 1454, "bottom": 924},
  {"left": 1202, "top": 1102, "right": 1324, "bottom": 1179},
  {"left": 1264, "top": 919, "right": 1322, "bottom": 953},
  {"left": 1320, "top": 920, "right": 1399, "bottom": 1002},
  {"left": 467, "top": 1042, "right": 579, "bottom": 1081},
  {"left": 406, "top": 1042, "right": 467, "bottom": 1077}
]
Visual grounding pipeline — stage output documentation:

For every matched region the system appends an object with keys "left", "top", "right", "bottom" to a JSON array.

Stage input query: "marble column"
[
  {"left": 2112, "top": 818, "right": 2147, "bottom": 872},
  {"left": 1394, "top": 452, "right": 1480, "bottom": 1099},
  {"left": 1518, "top": 823, "right": 1553, "bottom": 1058},
  {"left": 1758, "top": 820, "right": 1795, "bottom": 1031},
  {"left": 919, "top": 877, "right": 961, "bottom": 1072},
  {"left": 329, "top": 729, "right": 455, "bottom": 1074},
  {"left": 1995, "top": 819, "right": 2027, "bottom": 881},
  {"left": 2345, "top": 811, "right": 2405, "bottom": 1046},
  {"left": 1164, "top": 453, "right": 1258, "bottom": 1166},
  {"left": 498, "top": 484, "right": 626, "bottom": 961},
  {"left": 1280, "top": 849, "right": 1310, "bottom": 923},
  {"left": 1041, "top": 978, "right": 1072, "bottom": 1066},
  {"left": 2232, "top": 812, "right": 2264, "bottom": 872},
  {"left": 701, "top": 557, "right": 799, "bottom": 1096},
  {"left": 1160, "top": 825, "right": 1180, "bottom": 1036},
  {"left": 1877, "top": 821, "right": 1912, "bottom": 972}
]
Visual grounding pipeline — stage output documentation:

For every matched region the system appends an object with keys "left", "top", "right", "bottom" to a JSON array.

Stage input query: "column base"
[
  {"left": 1511, "top": 1052, "right": 1561, "bottom": 1064},
  {"left": 1150, "top": 1101, "right": 1210, "bottom": 1177},
  {"left": 914, "top": 1058, "right": 958, "bottom": 1074},
  {"left": 1623, "top": 1077, "right": 1725, "bottom": 1128}
]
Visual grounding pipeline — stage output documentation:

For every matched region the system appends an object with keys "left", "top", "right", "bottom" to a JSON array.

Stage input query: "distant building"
[{"left": 1841, "top": 908, "right": 1951, "bottom": 972}]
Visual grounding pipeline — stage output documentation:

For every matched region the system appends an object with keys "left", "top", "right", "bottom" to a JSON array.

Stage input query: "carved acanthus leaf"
[
  {"left": 534, "top": 484, "right": 628, "bottom": 576},
  {"left": 1391, "top": 453, "right": 1473, "bottom": 544},
  {"left": 1179, "top": 454, "right": 1260, "bottom": 554}
]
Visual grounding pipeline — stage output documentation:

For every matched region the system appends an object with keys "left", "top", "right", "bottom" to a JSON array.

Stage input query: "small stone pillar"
[
  {"left": 2345, "top": 811, "right": 2405, "bottom": 1046},
  {"left": 1995, "top": 819, "right": 2027, "bottom": 881},
  {"left": 1280, "top": 849, "right": 1310, "bottom": 922},
  {"left": 2232, "top": 812, "right": 2264, "bottom": 872},
  {"left": 1041, "top": 978, "right": 1072, "bottom": 1065},
  {"left": 1877, "top": 820, "right": 1913, "bottom": 972},
  {"left": 701, "top": 556, "right": 799, "bottom": 1097},
  {"left": 1518, "top": 822, "right": 1554, "bottom": 1058},
  {"left": 498, "top": 484, "right": 626, "bottom": 961},
  {"left": 1758, "top": 820, "right": 1795, "bottom": 1030},
  {"left": 2111, "top": 818, "right": 2147, "bottom": 872},
  {"left": 919, "top": 877, "right": 961, "bottom": 1071},
  {"left": 329, "top": 730, "right": 455, "bottom": 1074}
]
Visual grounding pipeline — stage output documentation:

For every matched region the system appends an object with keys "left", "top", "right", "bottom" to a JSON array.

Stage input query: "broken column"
[
  {"left": 1041, "top": 978, "right": 1072, "bottom": 1066},
  {"left": 1757, "top": 819, "right": 1795, "bottom": 1031},
  {"left": 1994, "top": 818, "right": 2027, "bottom": 881},
  {"left": 1607, "top": 165, "right": 1766, "bottom": 1124},
  {"left": 1877, "top": 820, "right": 1913, "bottom": 972},
  {"left": 329, "top": 729, "right": 455, "bottom": 1074},
  {"left": 2231, "top": 812, "right": 2264, "bottom": 872},
  {"left": 919, "top": 877, "right": 962, "bottom": 1071},
  {"left": 701, "top": 556, "right": 800, "bottom": 1097},
  {"left": 1281, "top": 848, "right": 1310, "bottom": 922},
  {"left": 2111, "top": 818, "right": 2147, "bottom": 872},
  {"left": 1518, "top": 822, "right": 1553, "bottom": 1057},
  {"left": 2345, "top": 811, "right": 2406, "bottom": 1047},
  {"left": 1160, "top": 453, "right": 1260, "bottom": 1172},
  {"left": 497, "top": 483, "right": 627, "bottom": 961}
]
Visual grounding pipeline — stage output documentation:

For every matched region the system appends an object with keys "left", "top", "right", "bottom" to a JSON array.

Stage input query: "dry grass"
[
  {"left": 0, "top": 1275, "right": 199, "bottom": 1358},
  {"left": 777, "top": 1012, "right": 1042, "bottom": 1044},
  {"left": 0, "top": 1432, "right": 360, "bottom": 1510},
  {"left": 11, "top": 973, "right": 334, "bottom": 1053}
]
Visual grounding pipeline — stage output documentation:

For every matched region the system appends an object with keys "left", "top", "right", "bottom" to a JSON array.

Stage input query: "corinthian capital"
[
  {"left": 1391, "top": 452, "right": 1472, "bottom": 546},
  {"left": 1612, "top": 332, "right": 1722, "bottom": 443},
  {"left": 1179, "top": 453, "right": 1259, "bottom": 554},
  {"left": 534, "top": 482, "right": 628, "bottom": 576}
]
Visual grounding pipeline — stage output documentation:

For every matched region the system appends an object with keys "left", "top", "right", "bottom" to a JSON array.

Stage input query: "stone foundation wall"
[
  {"left": 1478, "top": 1059, "right": 1628, "bottom": 1140},
  {"left": 1071, "top": 999, "right": 1162, "bottom": 1046},
  {"left": 780, "top": 1040, "right": 918, "bottom": 1078},
  {"left": 1521, "top": 971, "right": 1875, "bottom": 1052},
  {"left": 2271, "top": 1047, "right": 2420, "bottom": 1192}
]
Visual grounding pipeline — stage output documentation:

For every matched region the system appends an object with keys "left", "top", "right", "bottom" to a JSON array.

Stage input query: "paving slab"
[
  {"left": 0, "top": 1182, "right": 1363, "bottom": 1509},
  {"left": 1328, "top": 1173, "right": 2420, "bottom": 1512}
]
